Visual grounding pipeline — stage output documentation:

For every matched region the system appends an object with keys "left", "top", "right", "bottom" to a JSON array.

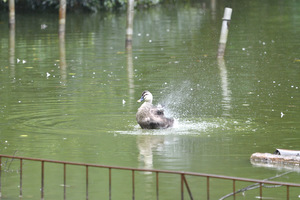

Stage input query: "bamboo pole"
[
  {"left": 59, "top": 29, "right": 67, "bottom": 83},
  {"left": 217, "top": 7, "right": 232, "bottom": 58},
  {"left": 59, "top": 0, "right": 67, "bottom": 84},
  {"left": 125, "top": 0, "right": 135, "bottom": 50},
  {"left": 59, "top": 0, "right": 67, "bottom": 35},
  {"left": 9, "top": 0, "right": 15, "bottom": 27}
]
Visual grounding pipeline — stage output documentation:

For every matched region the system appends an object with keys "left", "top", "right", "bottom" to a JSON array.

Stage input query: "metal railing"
[{"left": 0, "top": 154, "right": 300, "bottom": 200}]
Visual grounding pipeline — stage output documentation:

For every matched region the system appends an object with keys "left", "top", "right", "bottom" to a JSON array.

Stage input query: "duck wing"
[
  {"left": 149, "top": 107, "right": 174, "bottom": 129},
  {"left": 136, "top": 103, "right": 174, "bottom": 129},
  {"left": 151, "top": 104, "right": 165, "bottom": 116},
  {"left": 147, "top": 116, "right": 174, "bottom": 129}
]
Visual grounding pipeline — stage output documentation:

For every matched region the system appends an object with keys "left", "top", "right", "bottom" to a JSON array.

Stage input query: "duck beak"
[{"left": 137, "top": 96, "right": 144, "bottom": 102}]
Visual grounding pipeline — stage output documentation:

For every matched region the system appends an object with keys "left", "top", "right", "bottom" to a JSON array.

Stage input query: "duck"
[{"left": 136, "top": 90, "right": 174, "bottom": 129}]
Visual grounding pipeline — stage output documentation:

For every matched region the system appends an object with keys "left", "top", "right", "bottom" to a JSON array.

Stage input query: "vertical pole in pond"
[
  {"left": 217, "top": 7, "right": 232, "bottom": 58},
  {"left": 9, "top": 0, "right": 15, "bottom": 27},
  {"left": 125, "top": 0, "right": 135, "bottom": 50},
  {"left": 59, "top": 0, "right": 67, "bottom": 36},
  {"left": 59, "top": 0, "right": 67, "bottom": 84}
]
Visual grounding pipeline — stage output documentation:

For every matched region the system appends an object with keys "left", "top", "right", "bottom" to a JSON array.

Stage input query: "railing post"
[
  {"left": 156, "top": 172, "right": 159, "bottom": 200},
  {"left": 63, "top": 163, "right": 66, "bottom": 200},
  {"left": 0, "top": 156, "right": 2, "bottom": 198},
  {"left": 132, "top": 170, "right": 135, "bottom": 200},
  {"left": 86, "top": 166, "right": 89, "bottom": 200},
  {"left": 286, "top": 185, "right": 289, "bottom": 200},
  {"left": 259, "top": 183, "right": 262, "bottom": 200},
  {"left": 41, "top": 161, "right": 44, "bottom": 200},
  {"left": 182, "top": 175, "right": 193, "bottom": 200},
  {"left": 109, "top": 168, "right": 112, "bottom": 200},
  {"left": 181, "top": 174, "right": 184, "bottom": 200},
  {"left": 232, "top": 179, "right": 235, "bottom": 200},
  {"left": 207, "top": 177, "right": 210, "bottom": 200},
  {"left": 20, "top": 159, "right": 23, "bottom": 198}
]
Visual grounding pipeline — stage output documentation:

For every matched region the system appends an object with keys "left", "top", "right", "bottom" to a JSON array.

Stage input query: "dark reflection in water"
[
  {"left": 0, "top": 0, "right": 300, "bottom": 199},
  {"left": 59, "top": 33, "right": 67, "bottom": 84},
  {"left": 9, "top": 22, "right": 15, "bottom": 79}
]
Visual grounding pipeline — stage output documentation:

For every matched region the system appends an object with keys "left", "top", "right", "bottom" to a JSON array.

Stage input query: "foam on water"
[
  {"left": 114, "top": 116, "right": 258, "bottom": 136},
  {"left": 115, "top": 118, "right": 221, "bottom": 136}
]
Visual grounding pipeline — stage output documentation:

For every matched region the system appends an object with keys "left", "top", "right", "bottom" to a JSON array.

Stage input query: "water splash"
[
  {"left": 158, "top": 80, "right": 195, "bottom": 119},
  {"left": 116, "top": 116, "right": 258, "bottom": 136},
  {"left": 117, "top": 81, "right": 256, "bottom": 136},
  {"left": 116, "top": 118, "right": 221, "bottom": 136}
]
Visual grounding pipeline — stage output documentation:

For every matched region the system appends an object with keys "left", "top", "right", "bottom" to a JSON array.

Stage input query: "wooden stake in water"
[
  {"left": 59, "top": 0, "right": 67, "bottom": 35},
  {"left": 217, "top": 7, "right": 232, "bottom": 58},
  {"left": 9, "top": 0, "right": 15, "bottom": 27},
  {"left": 125, "top": 0, "right": 135, "bottom": 50}
]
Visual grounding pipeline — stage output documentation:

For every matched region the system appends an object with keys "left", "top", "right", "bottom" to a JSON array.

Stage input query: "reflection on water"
[
  {"left": 251, "top": 160, "right": 300, "bottom": 173},
  {"left": 218, "top": 57, "right": 231, "bottom": 116},
  {"left": 126, "top": 48, "right": 135, "bottom": 104},
  {"left": 137, "top": 135, "right": 164, "bottom": 169},
  {"left": 9, "top": 23, "right": 15, "bottom": 79},
  {"left": 59, "top": 33, "right": 67, "bottom": 83}
]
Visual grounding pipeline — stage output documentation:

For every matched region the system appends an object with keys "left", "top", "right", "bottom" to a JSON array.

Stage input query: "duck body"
[{"left": 136, "top": 91, "right": 174, "bottom": 129}]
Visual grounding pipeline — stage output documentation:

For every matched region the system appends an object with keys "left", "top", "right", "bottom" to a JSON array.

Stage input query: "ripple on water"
[{"left": 5, "top": 110, "right": 73, "bottom": 135}]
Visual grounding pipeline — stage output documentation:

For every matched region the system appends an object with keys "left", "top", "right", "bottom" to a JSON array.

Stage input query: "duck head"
[{"left": 137, "top": 90, "right": 153, "bottom": 103}]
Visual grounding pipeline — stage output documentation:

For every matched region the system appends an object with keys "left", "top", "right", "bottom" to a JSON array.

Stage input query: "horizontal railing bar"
[{"left": 0, "top": 154, "right": 300, "bottom": 187}]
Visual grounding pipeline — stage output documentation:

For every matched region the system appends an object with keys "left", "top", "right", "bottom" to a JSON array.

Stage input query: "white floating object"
[
  {"left": 46, "top": 72, "right": 51, "bottom": 78},
  {"left": 41, "top": 24, "right": 47, "bottom": 29},
  {"left": 122, "top": 99, "right": 126, "bottom": 105},
  {"left": 280, "top": 112, "right": 284, "bottom": 118},
  {"left": 275, "top": 149, "right": 300, "bottom": 156}
]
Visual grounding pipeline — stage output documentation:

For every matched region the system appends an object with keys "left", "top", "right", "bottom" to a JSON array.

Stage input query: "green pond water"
[{"left": 0, "top": 0, "right": 300, "bottom": 199}]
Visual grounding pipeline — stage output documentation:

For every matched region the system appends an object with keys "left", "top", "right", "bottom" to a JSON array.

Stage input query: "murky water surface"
[{"left": 1, "top": 0, "right": 300, "bottom": 199}]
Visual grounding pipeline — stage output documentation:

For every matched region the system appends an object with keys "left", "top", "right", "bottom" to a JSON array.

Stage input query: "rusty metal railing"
[{"left": 0, "top": 154, "right": 300, "bottom": 200}]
